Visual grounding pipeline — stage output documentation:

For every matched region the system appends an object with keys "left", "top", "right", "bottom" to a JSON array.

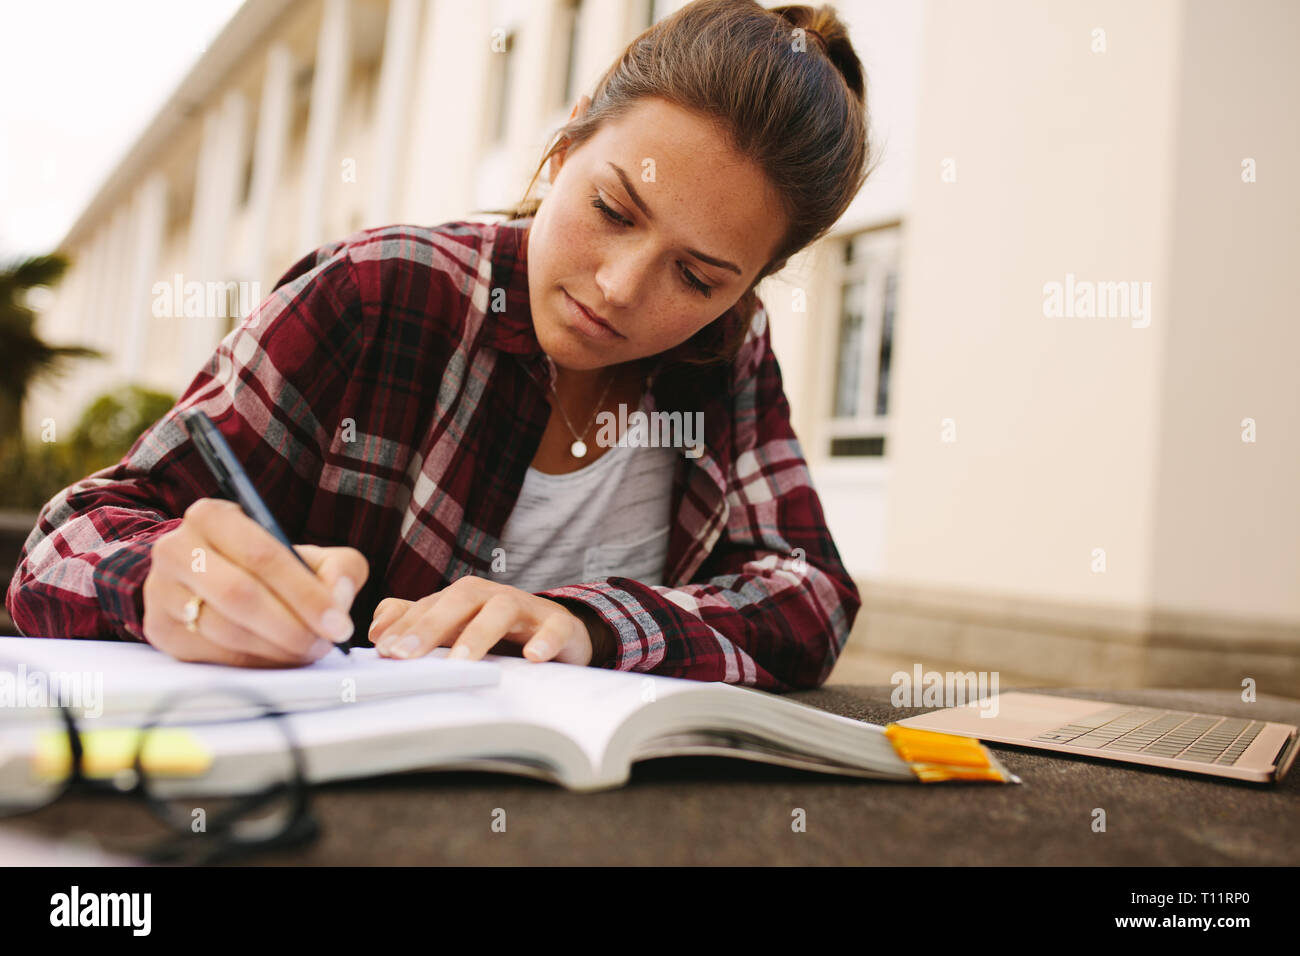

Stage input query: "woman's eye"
[
  {"left": 678, "top": 265, "right": 712, "bottom": 298},
  {"left": 589, "top": 195, "right": 713, "bottom": 299},
  {"left": 590, "top": 195, "right": 631, "bottom": 227}
]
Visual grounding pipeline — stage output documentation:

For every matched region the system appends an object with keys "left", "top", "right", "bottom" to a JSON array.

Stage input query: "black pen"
[{"left": 179, "top": 408, "right": 351, "bottom": 656}]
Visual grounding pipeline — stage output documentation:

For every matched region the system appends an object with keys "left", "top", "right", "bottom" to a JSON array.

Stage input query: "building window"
[
  {"left": 238, "top": 147, "right": 254, "bottom": 208},
  {"left": 224, "top": 281, "right": 242, "bottom": 337},
  {"left": 827, "top": 225, "right": 900, "bottom": 457},
  {"left": 560, "top": 0, "right": 583, "bottom": 109},
  {"left": 487, "top": 31, "right": 515, "bottom": 146},
  {"left": 648, "top": 0, "right": 676, "bottom": 27}
]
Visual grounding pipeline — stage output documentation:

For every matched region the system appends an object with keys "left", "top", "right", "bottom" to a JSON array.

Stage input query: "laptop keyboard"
[{"left": 1033, "top": 706, "right": 1265, "bottom": 765}]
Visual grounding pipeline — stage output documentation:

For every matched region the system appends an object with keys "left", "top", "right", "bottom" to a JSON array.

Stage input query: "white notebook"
[
  {"left": 0, "top": 636, "right": 499, "bottom": 720},
  {"left": 0, "top": 639, "right": 1017, "bottom": 794}
]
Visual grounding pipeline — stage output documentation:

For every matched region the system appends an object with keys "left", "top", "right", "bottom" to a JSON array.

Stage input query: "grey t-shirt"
[{"left": 489, "top": 411, "right": 679, "bottom": 591}]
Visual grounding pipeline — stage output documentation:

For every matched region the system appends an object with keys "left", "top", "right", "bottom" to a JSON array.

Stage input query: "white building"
[{"left": 25, "top": 0, "right": 1300, "bottom": 688}]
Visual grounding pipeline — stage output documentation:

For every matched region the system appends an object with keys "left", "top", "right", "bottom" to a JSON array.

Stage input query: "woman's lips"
[{"left": 563, "top": 290, "right": 625, "bottom": 340}]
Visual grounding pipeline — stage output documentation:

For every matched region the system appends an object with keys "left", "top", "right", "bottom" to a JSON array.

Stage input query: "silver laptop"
[{"left": 896, "top": 692, "right": 1298, "bottom": 783}]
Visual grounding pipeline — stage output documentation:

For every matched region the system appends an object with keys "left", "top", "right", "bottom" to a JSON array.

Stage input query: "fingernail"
[
  {"left": 526, "top": 639, "right": 550, "bottom": 658},
  {"left": 448, "top": 644, "right": 470, "bottom": 660},
  {"left": 391, "top": 634, "right": 421, "bottom": 659},
  {"left": 321, "top": 608, "right": 354, "bottom": 643},
  {"left": 334, "top": 576, "right": 356, "bottom": 610}
]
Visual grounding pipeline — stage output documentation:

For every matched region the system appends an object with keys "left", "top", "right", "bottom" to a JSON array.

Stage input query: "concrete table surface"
[{"left": 6, "top": 685, "right": 1297, "bottom": 866}]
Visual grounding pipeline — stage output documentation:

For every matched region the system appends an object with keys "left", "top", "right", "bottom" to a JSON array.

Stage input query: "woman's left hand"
[{"left": 368, "top": 576, "right": 599, "bottom": 665}]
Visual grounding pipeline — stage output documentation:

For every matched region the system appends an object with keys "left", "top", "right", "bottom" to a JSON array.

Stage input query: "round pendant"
[{"left": 570, "top": 440, "right": 588, "bottom": 458}]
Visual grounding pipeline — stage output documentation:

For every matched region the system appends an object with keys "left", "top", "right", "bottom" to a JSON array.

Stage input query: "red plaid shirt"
[{"left": 6, "top": 218, "right": 860, "bottom": 690}]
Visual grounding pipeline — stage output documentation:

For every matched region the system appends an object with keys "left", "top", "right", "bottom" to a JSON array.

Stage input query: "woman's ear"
[
  {"left": 548, "top": 95, "right": 592, "bottom": 182},
  {"left": 547, "top": 143, "right": 567, "bottom": 183}
]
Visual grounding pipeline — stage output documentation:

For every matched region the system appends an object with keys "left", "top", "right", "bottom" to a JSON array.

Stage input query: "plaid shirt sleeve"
[
  {"left": 4, "top": 241, "right": 361, "bottom": 643},
  {"left": 536, "top": 313, "right": 862, "bottom": 692}
]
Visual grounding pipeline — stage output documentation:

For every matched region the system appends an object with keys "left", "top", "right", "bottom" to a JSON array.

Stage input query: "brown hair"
[{"left": 480, "top": 0, "right": 875, "bottom": 366}]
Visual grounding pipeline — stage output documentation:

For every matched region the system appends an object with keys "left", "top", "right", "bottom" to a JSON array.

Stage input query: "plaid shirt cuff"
[
  {"left": 536, "top": 582, "right": 663, "bottom": 673},
  {"left": 92, "top": 519, "right": 183, "bottom": 643}
]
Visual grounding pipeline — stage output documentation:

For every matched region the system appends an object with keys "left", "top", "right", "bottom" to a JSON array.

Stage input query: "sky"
[{"left": 0, "top": 0, "right": 247, "bottom": 261}]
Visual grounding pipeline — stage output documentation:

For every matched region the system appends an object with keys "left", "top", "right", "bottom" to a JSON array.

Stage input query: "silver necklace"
[{"left": 549, "top": 369, "right": 616, "bottom": 458}]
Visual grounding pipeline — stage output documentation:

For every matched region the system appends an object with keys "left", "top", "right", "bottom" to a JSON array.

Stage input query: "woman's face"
[{"left": 526, "top": 96, "right": 789, "bottom": 372}]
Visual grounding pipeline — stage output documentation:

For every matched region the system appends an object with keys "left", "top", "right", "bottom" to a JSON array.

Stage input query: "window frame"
[{"left": 817, "top": 222, "right": 902, "bottom": 460}]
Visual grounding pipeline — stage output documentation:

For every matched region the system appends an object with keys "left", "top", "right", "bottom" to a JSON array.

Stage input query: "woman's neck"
[{"left": 551, "top": 359, "right": 644, "bottom": 406}]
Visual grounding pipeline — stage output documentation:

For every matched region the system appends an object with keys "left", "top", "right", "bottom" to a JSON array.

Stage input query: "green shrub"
[{"left": 0, "top": 385, "right": 176, "bottom": 511}]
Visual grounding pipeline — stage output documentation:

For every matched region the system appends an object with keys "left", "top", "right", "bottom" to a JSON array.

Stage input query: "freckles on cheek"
[
  {"left": 642, "top": 310, "right": 713, "bottom": 353},
  {"left": 553, "top": 204, "right": 592, "bottom": 253}
]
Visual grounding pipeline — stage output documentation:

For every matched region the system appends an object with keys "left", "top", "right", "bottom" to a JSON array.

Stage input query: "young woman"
[{"left": 6, "top": 0, "right": 873, "bottom": 691}]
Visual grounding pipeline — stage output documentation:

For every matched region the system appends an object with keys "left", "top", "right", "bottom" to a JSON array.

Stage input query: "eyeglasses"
[{"left": 0, "top": 656, "right": 320, "bottom": 865}]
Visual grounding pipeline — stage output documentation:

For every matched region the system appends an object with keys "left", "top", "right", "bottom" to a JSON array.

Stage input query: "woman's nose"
[{"left": 595, "top": 247, "right": 655, "bottom": 309}]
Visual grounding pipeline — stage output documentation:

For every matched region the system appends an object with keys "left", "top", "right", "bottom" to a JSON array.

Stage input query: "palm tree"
[{"left": 0, "top": 252, "right": 104, "bottom": 446}]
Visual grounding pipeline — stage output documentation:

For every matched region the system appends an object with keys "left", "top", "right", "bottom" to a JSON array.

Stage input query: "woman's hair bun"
[{"left": 771, "top": 4, "right": 865, "bottom": 104}]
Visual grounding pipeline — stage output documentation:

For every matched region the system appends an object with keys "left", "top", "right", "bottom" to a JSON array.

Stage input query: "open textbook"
[{"left": 0, "top": 638, "right": 1017, "bottom": 794}]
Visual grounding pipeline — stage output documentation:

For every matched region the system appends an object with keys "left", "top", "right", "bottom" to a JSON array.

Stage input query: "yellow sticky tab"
[
  {"left": 884, "top": 723, "right": 1015, "bottom": 782},
  {"left": 884, "top": 723, "right": 989, "bottom": 765},
  {"left": 35, "top": 728, "right": 213, "bottom": 781},
  {"left": 909, "top": 762, "right": 1008, "bottom": 783}
]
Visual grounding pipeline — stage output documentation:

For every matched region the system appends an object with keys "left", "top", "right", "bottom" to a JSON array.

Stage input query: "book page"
[
  {"left": 475, "top": 655, "right": 723, "bottom": 770},
  {"left": 0, "top": 638, "right": 499, "bottom": 720}
]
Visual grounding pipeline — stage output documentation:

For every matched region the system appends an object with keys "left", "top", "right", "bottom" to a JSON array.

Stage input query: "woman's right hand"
[{"left": 141, "top": 498, "right": 370, "bottom": 667}]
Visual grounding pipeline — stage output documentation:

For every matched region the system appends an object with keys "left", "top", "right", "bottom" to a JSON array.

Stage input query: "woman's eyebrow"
[{"left": 607, "top": 162, "right": 744, "bottom": 276}]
